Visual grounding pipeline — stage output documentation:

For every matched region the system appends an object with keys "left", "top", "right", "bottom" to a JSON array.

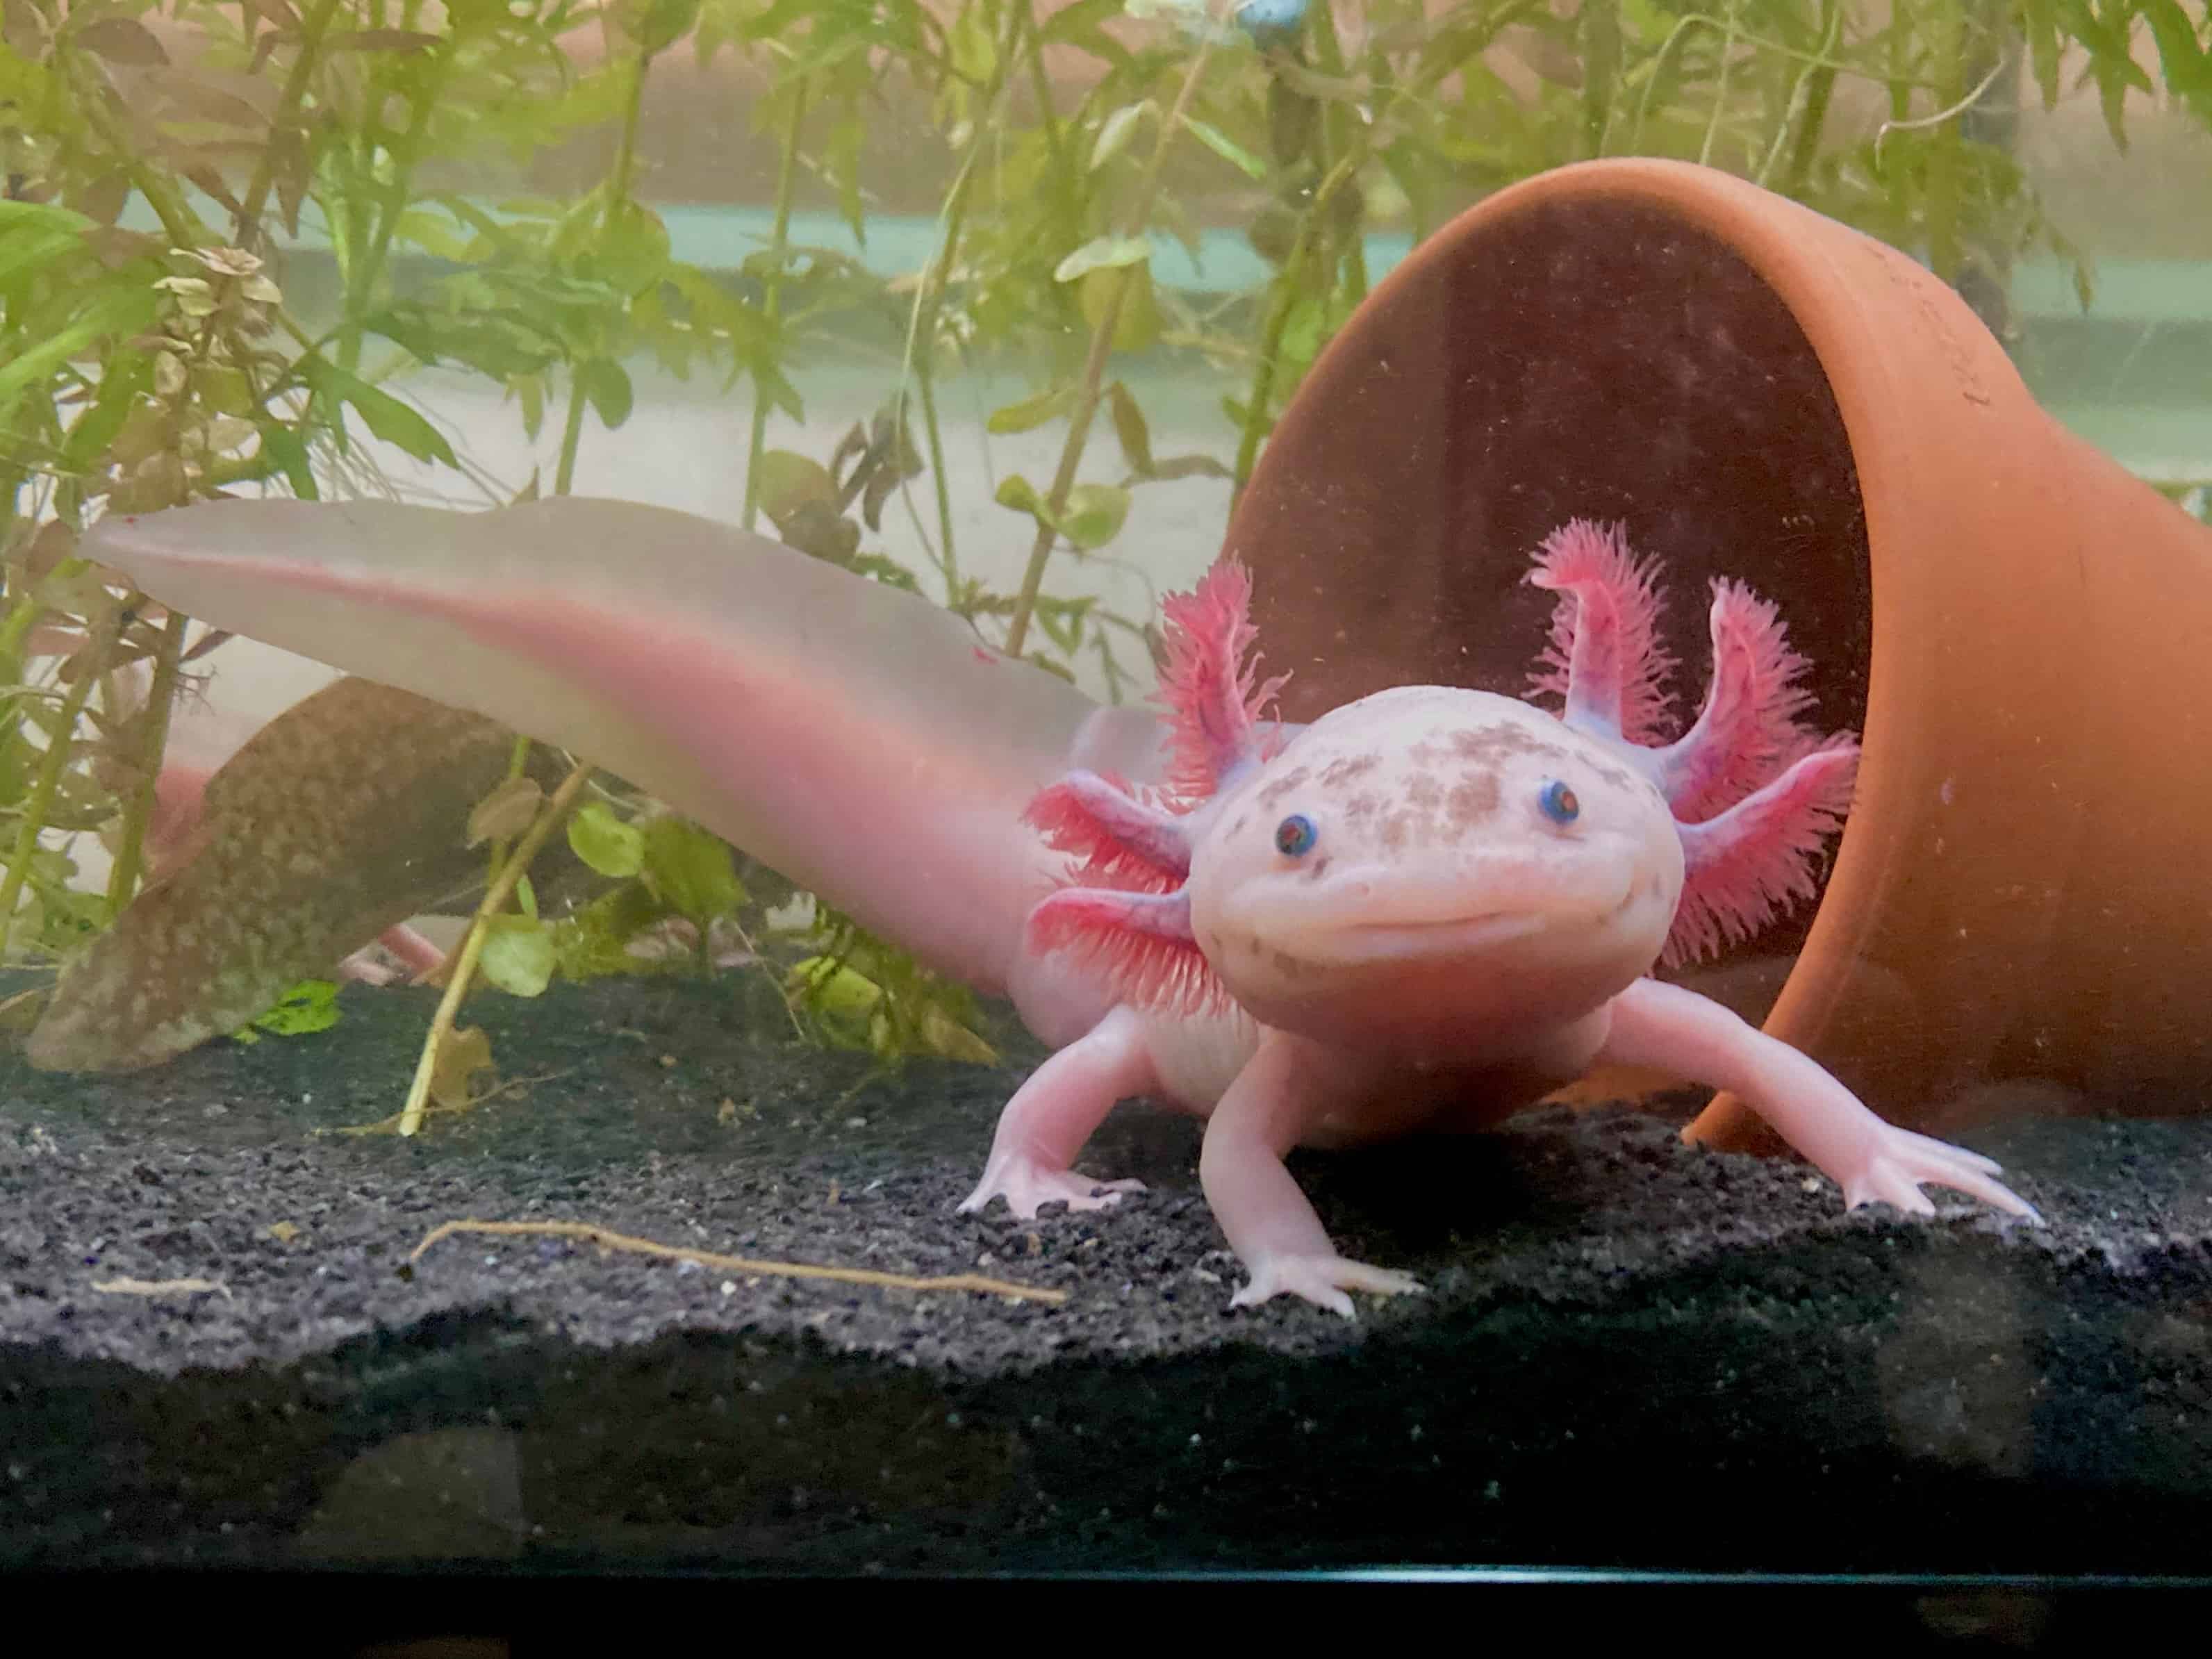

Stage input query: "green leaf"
[
  {"left": 367, "top": 302, "right": 564, "bottom": 379},
  {"left": 514, "top": 372, "right": 546, "bottom": 442},
  {"left": 59, "top": 353, "right": 150, "bottom": 473},
  {"left": 251, "top": 979, "right": 341, "bottom": 1038},
  {"left": 74, "top": 16, "right": 169, "bottom": 65},
  {"left": 1054, "top": 234, "right": 1151, "bottom": 283},
  {"left": 302, "top": 358, "right": 458, "bottom": 466},
  {"left": 0, "top": 218, "right": 85, "bottom": 291},
  {"left": 256, "top": 420, "right": 319, "bottom": 499},
  {"left": 2142, "top": 0, "right": 2212, "bottom": 111},
  {"left": 467, "top": 775, "right": 545, "bottom": 846},
  {"left": 995, "top": 473, "right": 1046, "bottom": 519},
  {"left": 391, "top": 206, "right": 478, "bottom": 263},
  {"left": 1042, "top": 0, "right": 1129, "bottom": 47},
  {"left": 643, "top": 816, "right": 745, "bottom": 924},
  {"left": 480, "top": 915, "right": 556, "bottom": 998},
  {"left": 1091, "top": 101, "right": 1153, "bottom": 170},
  {"left": 0, "top": 283, "right": 158, "bottom": 415},
  {"left": 1059, "top": 483, "right": 1130, "bottom": 551},
  {"left": 633, "top": 0, "right": 702, "bottom": 56},
  {"left": 987, "top": 385, "right": 1079, "bottom": 434},
  {"left": 1266, "top": 80, "right": 1320, "bottom": 168},
  {"left": 789, "top": 955, "right": 884, "bottom": 1046},
  {"left": 1105, "top": 381, "right": 1153, "bottom": 474},
  {"left": 568, "top": 800, "right": 647, "bottom": 878},
  {"left": 1034, "top": 593, "right": 1093, "bottom": 655},
  {"left": 948, "top": 0, "right": 997, "bottom": 81},
  {"left": 753, "top": 449, "right": 837, "bottom": 522},
  {"left": 1145, "top": 453, "right": 1235, "bottom": 483},
  {"left": 1079, "top": 264, "right": 1160, "bottom": 354},
  {"left": 578, "top": 358, "right": 634, "bottom": 429},
  {"left": 1180, "top": 115, "right": 1266, "bottom": 181},
  {"left": 591, "top": 201, "right": 673, "bottom": 293},
  {"left": 827, "top": 105, "right": 866, "bottom": 245}
]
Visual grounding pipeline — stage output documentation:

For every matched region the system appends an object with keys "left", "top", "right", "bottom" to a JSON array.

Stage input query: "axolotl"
[{"left": 81, "top": 500, "right": 2037, "bottom": 1315}]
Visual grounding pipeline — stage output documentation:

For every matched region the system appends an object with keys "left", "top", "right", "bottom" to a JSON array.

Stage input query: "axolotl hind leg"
[
  {"left": 959, "top": 1005, "right": 1153, "bottom": 1219},
  {"left": 1600, "top": 978, "right": 2041, "bottom": 1221},
  {"left": 1200, "top": 1030, "right": 1426, "bottom": 1319}
]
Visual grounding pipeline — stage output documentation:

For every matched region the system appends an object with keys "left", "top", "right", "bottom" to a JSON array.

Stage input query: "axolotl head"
[{"left": 1185, "top": 686, "right": 1685, "bottom": 1052}]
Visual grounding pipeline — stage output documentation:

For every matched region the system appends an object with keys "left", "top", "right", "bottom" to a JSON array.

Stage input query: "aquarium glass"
[{"left": 1, "top": 0, "right": 2209, "bottom": 1602}]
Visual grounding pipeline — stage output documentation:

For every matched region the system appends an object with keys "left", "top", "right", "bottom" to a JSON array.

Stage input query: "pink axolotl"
[{"left": 82, "top": 500, "right": 2036, "bottom": 1315}]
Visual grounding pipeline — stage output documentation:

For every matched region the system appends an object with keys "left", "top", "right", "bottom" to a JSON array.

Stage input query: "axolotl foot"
[
  {"left": 1230, "top": 1253, "right": 1426, "bottom": 1320},
  {"left": 1837, "top": 1123, "right": 2043, "bottom": 1223},
  {"left": 956, "top": 1150, "right": 1146, "bottom": 1220}
]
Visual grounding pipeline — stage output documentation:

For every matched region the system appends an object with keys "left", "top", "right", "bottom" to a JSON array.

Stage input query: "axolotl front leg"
[
  {"left": 1599, "top": 979, "right": 2039, "bottom": 1221},
  {"left": 957, "top": 1005, "right": 1154, "bottom": 1219},
  {"left": 961, "top": 1008, "right": 1424, "bottom": 1318},
  {"left": 1198, "top": 1028, "right": 1426, "bottom": 1317}
]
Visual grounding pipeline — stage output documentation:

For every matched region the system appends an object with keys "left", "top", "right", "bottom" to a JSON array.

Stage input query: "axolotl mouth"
[{"left": 1329, "top": 911, "right": 1548, "bottom": 964}]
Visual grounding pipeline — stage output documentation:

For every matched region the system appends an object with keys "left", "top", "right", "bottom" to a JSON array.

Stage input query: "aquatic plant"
[{"left": 1, "top": 0, "right": 2206, "bottom": 1084}]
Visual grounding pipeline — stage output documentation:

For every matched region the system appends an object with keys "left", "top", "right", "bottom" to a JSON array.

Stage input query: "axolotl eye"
[
  {"left": 1537, "top": 778, "right": 1580, "bottom": 825},
  {"left": 1273, "top": 813, "right": 1318, "bottom": 857}
]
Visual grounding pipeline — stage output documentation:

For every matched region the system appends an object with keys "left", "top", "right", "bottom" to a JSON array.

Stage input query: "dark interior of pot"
[{"left": 1228, "top": 192, "right": 1876, "bottom": 984}]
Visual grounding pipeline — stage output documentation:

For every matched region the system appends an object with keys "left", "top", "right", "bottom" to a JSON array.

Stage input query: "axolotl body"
[
  {"left": 81, "top": 500, "right": 2037, "bottom": 1317},
  {"left": 960, "top": 525, "right": 2035, "bottom": 1312}
]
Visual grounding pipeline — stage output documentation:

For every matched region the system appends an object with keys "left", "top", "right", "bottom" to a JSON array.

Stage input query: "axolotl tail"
[{"left": 83, "top": 497, "right": 1167, "bottom": 998}]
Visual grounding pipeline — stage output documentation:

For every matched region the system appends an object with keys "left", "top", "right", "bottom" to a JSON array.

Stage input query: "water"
[{"left": 3, "top": 0, "right": 2211, "bottom": 1606}]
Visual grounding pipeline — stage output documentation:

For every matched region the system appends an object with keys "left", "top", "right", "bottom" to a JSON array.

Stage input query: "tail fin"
[{"left": 85, "top": 498, "right": 1164, "bottom": 992}]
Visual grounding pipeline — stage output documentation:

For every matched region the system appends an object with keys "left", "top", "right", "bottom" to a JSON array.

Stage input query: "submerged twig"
[{"left": 408, "top": 1218, "right": 1069, "bottom": 1305}]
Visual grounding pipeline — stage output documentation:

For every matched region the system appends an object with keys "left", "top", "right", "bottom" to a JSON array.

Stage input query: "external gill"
[
  {"left": 1019, "top": 556, "right": 1289, "bottom": 1017},
  {"left": 1526, "top": 520, "right": 1863, "bottom": 968},
  {"left": 1024, "top": 776, "right": 1219, "bottom": 1016}
]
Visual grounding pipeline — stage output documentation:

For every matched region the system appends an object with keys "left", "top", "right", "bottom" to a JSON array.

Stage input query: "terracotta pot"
[{"left": 1225, "top": 157, "right": 2212, "bottom": 1149}]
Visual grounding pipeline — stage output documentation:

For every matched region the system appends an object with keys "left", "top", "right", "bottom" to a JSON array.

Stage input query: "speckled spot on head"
[
  {"left": 1301, "top": 854, "right": 1332, "bottom": 881},
  {"left": 1321, "top": 754, "right": 1380, "bottom": 787},
  {"left": 1255, "top": 766, "right": 1312, "bottom": 810},
  {"left": 1447, "top": 723, "right": 1569, "bottom": 766},
  {"left": 1445, "top": 770, "right": 1501, "bottom": 827}
]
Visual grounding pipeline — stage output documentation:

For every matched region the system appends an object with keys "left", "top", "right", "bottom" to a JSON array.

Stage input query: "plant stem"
[
  {"left": 338, "top": 69, "right": 447, "bottom": 373},
  {"left": 237, "top": 0, "right": 346, "bottom": 245},
  {"left": 904, "top": 3, "right": 1026, "bottom": 591},
  {"left": 741, "top": 79, "right": 809, "bottom": 533},
  {"left": 0, "top": 613, "right": 111, "bottom": 946},
  {"left": 67, "top": 58, "right": 202, "bottom": 250},
  {"left": 1925, "top": 0, "right": 1966, "bottom": 283},
  {"left": 101, "top": 607, "right": 187, "bottom": 921},
  {"left": 553, "top": 374, "right": 589, "bottom": 495},
  {"left": 550, "top": 42, "right": 652, "bottom": 497},
  {"left": 1002, "top": 16, "right": 1227, "bottom": 659},
  {"left": 1774, "top": 0, "right": 1842, "bottom": 192},
  {"left": 395, "top": 757, "right": 594, "bottom": 1137},
  {"left": 1231, "top": 151, "right": 1360, "bottom": 498},
  {"left": 1699, "top": 0, "right": 1744, "bottom": 167},
  {"left": 607, "top": 44, "right": 650, "bottom": 221},
  {"left": 913, "top": 371, "right": 959, "bottom": 590}
]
